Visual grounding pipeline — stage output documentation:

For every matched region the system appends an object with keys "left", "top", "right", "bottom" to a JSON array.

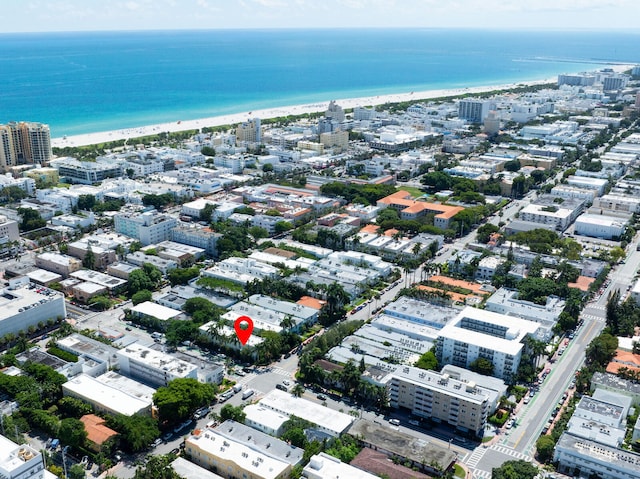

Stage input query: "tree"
[
  {"left": 219, "top": 404, "right": 246, "bottom": 423},
  {"left": 291, "top": 384, "right": 305, "bottom": 397},
  {"left": 0, "top": 186, "right": 27, "bottom": 202},
  {"left": 262, "top": 163, "right": 274, "bottom": 172},
  {"left": 153, "top": 378, "right": 216, "bottom": 425},
  {"left": 107, "top": 414, "right": 160, "bottom": 453},
  {"left": 167, "top": 267, "right": 199, "bottom": 286},
  {"left": 320, "top": 282, "right": 350, "bottom": 326},
  {"left": 82, "top": 246, "right": 95, "bottom": 270},
  {"left": 17, "top": 208, "right": 46, "bottom": 232},
  {"left": 469, "top": 357, "right": 494, "bottom": 376},
  {"left": 415, "top": 351, "right": 438, "bottom": 371},
  {"left": 535, "top": 435, "right": 555, "bottom": 463},
  {"left": 68, "top": 463, "right": 86, "bottom": 479},
  {"left": 131, "top": 289, "right": 152, "bottom": 305},
  {"left": 274, "top": 221, "right": 293, "bottom": 235},
  {"left": 133, "top": 455, "right": 180, "bottom": 479},
  {"left": 200, "top": 203, "right": 216, "bottom": 223},
  {"left": 201, "top": 146, "right": 216, "bottom": 157},
  {"left": 491, "top": 460, "right": 539, "bottom": 479},
  {"left": 77, "top": 194, "right": 96, "bottom": 211},
  {"left": 59, "top": 418, "right": 87, "bottom": 450},
  {"left": 88, "top": 295, "right": 112, "bottom": 311}
]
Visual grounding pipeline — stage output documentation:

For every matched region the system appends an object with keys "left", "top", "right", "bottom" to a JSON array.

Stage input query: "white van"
[{"left": 242, "top": 389, "right": 255, "bottom": 400}]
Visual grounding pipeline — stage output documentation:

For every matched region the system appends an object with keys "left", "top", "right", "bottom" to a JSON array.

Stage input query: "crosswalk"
[
  {"left": 467, "top": 444, "right": 531, "bottom": 479},
  {"left": 490, "top": 445, "right": 531, "bottom": 462},
  {"left": 270, "top": 366, "right": 293, "bottom": 378},
  {"left": 465, "top": 448, "right": 487, "bottom": 469},
  {"left": 581, "top": 314, "right": 605, "bottom": 322}
]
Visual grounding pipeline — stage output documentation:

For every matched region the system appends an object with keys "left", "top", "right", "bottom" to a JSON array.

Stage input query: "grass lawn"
[
  {"left": 454, "top": 464, "right": 466, "bottom": 478},
  {"left": 401, "top": 185, "right": 425, "bottom": 198}
]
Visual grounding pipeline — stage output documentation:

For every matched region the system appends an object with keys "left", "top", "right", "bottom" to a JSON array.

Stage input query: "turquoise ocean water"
[{"left": 0, "top": 29, "right": 638, "bottom": 137}]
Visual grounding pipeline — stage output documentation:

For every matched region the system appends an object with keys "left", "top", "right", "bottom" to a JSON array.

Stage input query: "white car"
[
  {"left": 389, "top": 419, "right": 400, "bottom": 426},
  {"left": 282, "top": 380, "right": 291, "bottom": 386}
]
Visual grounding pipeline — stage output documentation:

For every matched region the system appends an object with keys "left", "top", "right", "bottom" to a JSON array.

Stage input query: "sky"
[{"left": 1, "top": 0, "right": 639, "bottom": 33}]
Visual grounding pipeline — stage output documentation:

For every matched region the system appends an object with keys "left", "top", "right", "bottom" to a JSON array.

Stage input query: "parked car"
[
  {"left": 389, "top": 419, "right": 400, "bottom": 426},
  {"left": 316, "top": 393, "right": 327, "bottom": 401}
]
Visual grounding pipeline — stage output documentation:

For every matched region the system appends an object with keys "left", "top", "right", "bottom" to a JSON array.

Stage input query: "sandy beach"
[{"left": 51, "top": 65, "right": 633, "bottom": 149}]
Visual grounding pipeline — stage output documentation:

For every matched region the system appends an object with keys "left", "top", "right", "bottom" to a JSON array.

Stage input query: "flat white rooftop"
[
  {"left": 258, "top": 390, "right": 353, "bottom": 436},
  {"left": 130, "top": 301, "right": 182, "bottom": 321},
  {"left": 62, "top": 373, "right": 152, "bottom": 416}
]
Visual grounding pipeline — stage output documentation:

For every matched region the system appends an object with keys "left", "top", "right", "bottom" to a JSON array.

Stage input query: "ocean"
[{"left": 0, "top": 29, "right": 638, "bottom": 137}]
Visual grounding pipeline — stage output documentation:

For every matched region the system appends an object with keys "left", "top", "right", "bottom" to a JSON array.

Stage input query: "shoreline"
[{"left": 51, "top": 65, "right": 633, "bottom": 149}]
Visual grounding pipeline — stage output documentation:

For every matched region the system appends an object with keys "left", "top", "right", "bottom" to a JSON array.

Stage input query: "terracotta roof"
[
  {"left": 606, "top": 349, "right": 640, "bottom": 375},
  {"left": 80, "top": 414, "right": 118, "bottom": 446},
  {"left": 359, "top": 224, "right": 380, "bottom": 234},
  {"left": 384, "top": 228, "right": 400, "bottom": 237},
  {"left": 297, "top": 296, "right": 326, "bottom": 310}
]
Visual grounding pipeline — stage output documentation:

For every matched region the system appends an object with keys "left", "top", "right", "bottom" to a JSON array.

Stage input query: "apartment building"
[
  {"left": 184, "top": 420, "right": 303, "bottom": 479},
  {"left": 0, "top": 283, "right": 66, "bottom": 338},
  {"left": 385, "top": 365, "right": 499, "bottom": 437},
  {"left": 435, "top": 307, "right": 541, "bottom": 382},
  {"left": 114, "top": 210, "right": 178, "bottom": 245},
  {"left": 170, "top": 224, "right": 220, "bottom": 257},
  {"left": 116, "top": 343, "right": 198, "bottom": 387},
  {"left": 236, "top": 118, "right": 261, "bottom": 145},
  {"left": 0, "top": 435, "right": 48, "bottom": 479},
  {"left": 0, "top": 122, "right": 52, "bottom": 171},
  {"left": 35, "top": 252, "right": 82, "bottom": 277}
]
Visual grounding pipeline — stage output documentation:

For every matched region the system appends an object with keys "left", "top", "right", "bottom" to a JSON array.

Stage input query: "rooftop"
[
  {"left": 63, "top": 374, "right": 152, "bottom": 416},
  {"left": 258, "top": 390, "right": 354, "bottom": 436},
  {"left": 347, "top": 419, "right": 457, "bottom": 472}
]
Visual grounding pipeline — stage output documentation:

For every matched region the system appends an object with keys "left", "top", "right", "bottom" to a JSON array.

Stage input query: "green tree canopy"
[
  {"left": 59, "top": 418, "right": 87, "bottom": 450},
  {"left": 107, "top": 414, "right": 160, "bottom": 453},
  {"left": 131, "top": 289, "right": 153, "bottom": 305},
  {"left": 469, "top": 357, "right": 494, "bottom": 376},
  {"left": 17, "top": 208, "right": 46, "bottom": 232},
  {"left": 535, "top": 435, "right": 555, "bottom": 463},
  {"left": 219, "top": 404, "right": 246, "bottom": 424},
  {"left": 167, "top": 266, "right": 200, "bottom": 286},
  {"left": 153, "top": 378, "right": 216, "bottom": 425},
  {"left": 492, "top": 460, "right": 539, "bottom": 479},
  {"left": 415, "top": 351, "right": 438, "bottom": 371}
]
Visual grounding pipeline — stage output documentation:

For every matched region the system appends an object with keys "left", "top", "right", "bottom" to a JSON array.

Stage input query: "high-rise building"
[
  {"left": 458, "top": 99, "right": 496, "bottom": 123},
  {"left": 235, "top": 118, "right": 261, "bottom": 145},
  {"left": 0, "top": 122, "right": 52, "bottom": 171},
  {"left": 325, "top": 100, "right": 345, "bottom": 122}
]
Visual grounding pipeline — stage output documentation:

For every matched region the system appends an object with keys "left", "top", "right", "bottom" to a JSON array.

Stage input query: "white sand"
[{"left": 51, "top": 65, "right": 634, "bottom": 149}]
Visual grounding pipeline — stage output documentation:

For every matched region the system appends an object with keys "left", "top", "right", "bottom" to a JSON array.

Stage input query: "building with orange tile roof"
[
  {"left": 606, "top": 349, "right": 640, "bottom": 375},
  {"left": 376, "top": 190, "right": 464, "bottom": 229},
  {"left": 297, "top": 296, "right": 326, "bottom": 310},
  {"left": 80, "top": 414, "right": 118, "bottom": 452}
]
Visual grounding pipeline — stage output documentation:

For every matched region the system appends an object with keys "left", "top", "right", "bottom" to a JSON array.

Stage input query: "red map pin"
[{"left": 234, "top": 316, "right": 254, "bottom": 346}]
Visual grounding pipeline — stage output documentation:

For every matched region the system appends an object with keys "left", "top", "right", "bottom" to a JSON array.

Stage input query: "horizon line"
[{"left": 2, "top": 26, "right": 640, "bottom": 35}]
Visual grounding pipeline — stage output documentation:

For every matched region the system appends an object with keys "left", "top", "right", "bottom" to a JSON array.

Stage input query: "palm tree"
[
  {"left": 280, "top": 315, "right": 296, "bottom": 331},
  {"left": 291, "top": 384, "right": 305, "bottom": 397}
]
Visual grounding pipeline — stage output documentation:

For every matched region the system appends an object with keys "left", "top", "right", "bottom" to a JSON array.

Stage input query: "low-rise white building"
[
  {"left": 117, "top": 343, "right": 198, "bottom": 387},
  {"left": 114, "top": 209, "right": 178, "bottom": 245},
  {"left": 0, "top": 283, "right": 66, "bottom": 338},
  {"left": 258, "top": 389, "right": 354, "bottom": 437},
  {"left": 0, "top": 435, "right": 49, "bottom": 479},
  {"left": 201, "top": 258, "right": 279, "bottom": 284},
  {"left": 184, "top": 420, "right": 304, "bottom": 479},
  {"left": 554, "top": 432, "right": 640, "bottom": 479},
  {"left": 62, "top": 372, "right": 154, "bottom": 416},
  {"left": 574, "top": 214, "right": 626, "bottom": 240}
]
